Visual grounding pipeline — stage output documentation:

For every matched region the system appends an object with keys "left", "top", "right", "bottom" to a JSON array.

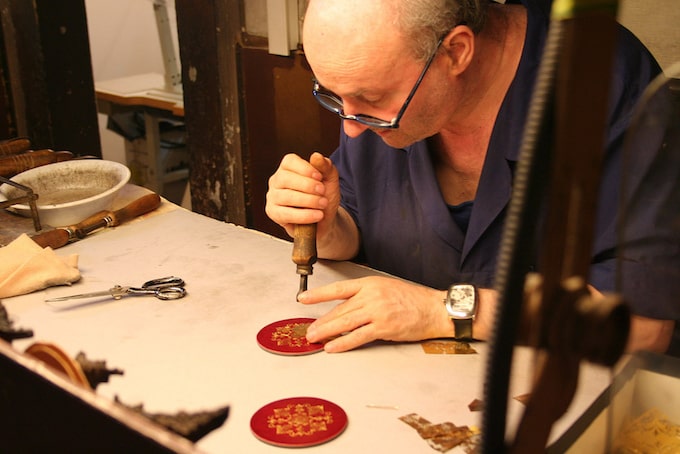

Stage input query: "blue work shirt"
[{"left": 330, "top": 0, "right": 674, "bottom": 342}]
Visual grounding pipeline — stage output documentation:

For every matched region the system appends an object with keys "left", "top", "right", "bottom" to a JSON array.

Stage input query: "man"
[{"left": 265, "top": 0, "right": 677, "bottom": 354}]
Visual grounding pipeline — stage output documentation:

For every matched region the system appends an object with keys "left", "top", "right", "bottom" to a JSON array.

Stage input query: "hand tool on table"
[
  {"left": 0, "top": 149, "right": 74, "bottom": 178},
  {"left": 30, "top": 193, "right": 161, "bottom": 250},
  {"left": 292, "top": 223, "right": 317, "bottom": 298},
  {"left": 0, "top": 137, "right": 31, "bottom": 156},
  {"left": 45, "top": 276, "right": 186, "bottom": 302}
]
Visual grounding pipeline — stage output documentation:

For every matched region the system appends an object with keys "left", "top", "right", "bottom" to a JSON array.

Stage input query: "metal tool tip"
[{"left": 296, "top": 275, "right": 308, "bottom": 300}]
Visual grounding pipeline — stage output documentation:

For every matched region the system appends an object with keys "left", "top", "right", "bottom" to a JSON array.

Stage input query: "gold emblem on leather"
[
  {"left": 267, "top": 403, "right": 333, "bottom": 437},
  {"left": 271, "top": 322, "right": 311, "bottom": 347}
]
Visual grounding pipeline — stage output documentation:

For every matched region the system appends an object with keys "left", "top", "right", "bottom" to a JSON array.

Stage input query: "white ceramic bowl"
[{"left": 0, "top": 159, "right": 131, "bottom": 227}]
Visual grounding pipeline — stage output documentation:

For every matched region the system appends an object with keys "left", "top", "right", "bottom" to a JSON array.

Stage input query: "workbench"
[
  {"left": 95, "top": 73, "right": 187, "bottom": 201},
  {"left": 0, "top": 186, "right": 613, "bottom": 452}
]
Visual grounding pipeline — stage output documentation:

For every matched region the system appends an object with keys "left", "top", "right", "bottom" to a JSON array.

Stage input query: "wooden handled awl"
[
  {"left": 31, "top": 193, "right": 162, "bottom": 249},
  {"left": 71, "top": 192, "right": 162, "bottom": 238},
  {"left": 292, "top": 223, "right": 317, "bottom": 299}
]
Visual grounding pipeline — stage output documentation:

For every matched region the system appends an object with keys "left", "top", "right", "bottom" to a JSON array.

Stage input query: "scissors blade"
[{"left": 45, "top": 289, "right": 118, "bottom": 302}]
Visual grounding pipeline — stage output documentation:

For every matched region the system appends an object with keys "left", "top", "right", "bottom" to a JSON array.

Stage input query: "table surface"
[
  {"left": 2, "top": 193, "right": 614, "bottom": 453},
  {"left": 95, "top": 72, "right": 184, "bottom": 117}
]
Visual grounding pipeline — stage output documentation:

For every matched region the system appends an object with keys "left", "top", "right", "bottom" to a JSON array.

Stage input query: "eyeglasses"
[{"left": 312, "top": 38, "right": 444, "bottom": 129}]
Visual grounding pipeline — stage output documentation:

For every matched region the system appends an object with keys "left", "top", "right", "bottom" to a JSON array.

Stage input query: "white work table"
[{"left": 2, "top": 198, "right": 612, "bottom": 452}]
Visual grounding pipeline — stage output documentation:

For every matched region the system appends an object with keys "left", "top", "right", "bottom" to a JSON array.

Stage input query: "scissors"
[{"left": 45, "top": 276, "right": 186, "bottom": 302}]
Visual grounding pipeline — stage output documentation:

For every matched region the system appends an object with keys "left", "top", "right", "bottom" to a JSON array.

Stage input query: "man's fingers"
[
  {"left": 310, "top": 152, "right": 331, "bottom": 172},
  {"left": 280, "top": 153, "right": 325, "bottom": 181},
  {"left": 322, "top": 324, "right": 377, "bottom": 353},
  {"left": 269, "top": 167, "right": 325, "bottom": 195},
  {"left": 268, "top": 206, "right": 324, "bottom": 226},
  {"left": 308, "top": 316, "right": 392, "bottom": 352},
  {"left": 268, "top": 187, "right": 327, "bottom": 211},
  {"left": 297, "top": 279, "right": 363, "bottom": 304}
]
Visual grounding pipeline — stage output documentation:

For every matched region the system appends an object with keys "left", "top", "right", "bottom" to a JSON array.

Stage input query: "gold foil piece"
[
  {"left": 421, "top": 340, "right": 477, "bottom": 355},
  {"left": 399, "top": 413, "right": 479, "bottom": 453},
  {"left": 513, "top": 393, "right": 531, "bottom": 405},
  {"left": 612, "top": 408, "right": 680, "bottom": 453},
  {"left": 271, "top": 322, "right": 311, "bottom": 348}
]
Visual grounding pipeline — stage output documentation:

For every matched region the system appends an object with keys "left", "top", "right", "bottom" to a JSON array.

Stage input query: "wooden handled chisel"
[
  {"left": 30, "top": 193, "right": 161, "bottom": 249},
  {"left": 292, "top": 223, "right": 317, "bottom": 299}
]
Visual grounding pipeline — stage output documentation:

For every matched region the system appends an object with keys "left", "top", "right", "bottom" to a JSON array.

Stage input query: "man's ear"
[{"left": 441, "top": 25, "right": 474, "bottom": 75}]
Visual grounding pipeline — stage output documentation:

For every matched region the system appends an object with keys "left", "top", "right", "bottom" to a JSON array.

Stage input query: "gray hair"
[{"left": 394, "top": 0, "right": 489, "bottom": 60}]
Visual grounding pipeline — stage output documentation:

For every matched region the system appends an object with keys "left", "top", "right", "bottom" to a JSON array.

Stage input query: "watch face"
[{"left": 446, "top": 284, "right": 476, "bottom": 318}]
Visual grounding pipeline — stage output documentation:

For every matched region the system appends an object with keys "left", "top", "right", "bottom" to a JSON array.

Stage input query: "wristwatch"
[{"left": 444, "top": 284, "right": 478, "bottom": 340}]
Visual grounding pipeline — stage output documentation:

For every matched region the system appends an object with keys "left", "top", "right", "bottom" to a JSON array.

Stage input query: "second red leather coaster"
[
  {"left": 256, "top": 317, "right": 323, "bottom": 355},
  {"left": 251, "top": 397, "right": 348, "bottom": 447}
]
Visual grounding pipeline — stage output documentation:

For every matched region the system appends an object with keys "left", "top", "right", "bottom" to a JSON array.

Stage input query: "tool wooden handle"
[
  {"left": 0, "top": 150, "right": 73, "bottom": 178},
  {"left": 292, "top": 223, "right": 318, "bottom": 268},
  {"left": 28, "top": 193, "right": 161, "bottom": 249},
  {"left": 0, "top": 137, "right": 31, "bottom": 157},
  {"left": 109, "top": 192, "right": 162, "bottom": 226},
  {"left": 30, "top": 228, "right": 70, "bottom": 249},
  {"left": 74, "top": 193, "right": 162, "bottom": 238}
]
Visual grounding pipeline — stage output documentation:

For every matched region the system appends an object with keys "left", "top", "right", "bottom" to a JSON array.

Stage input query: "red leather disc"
[
  {"left": 251, "top": 397, "right": 348, "bottom": 447},
  {"left": 256, "top": 317, "right": 323, "bottom": 355}
]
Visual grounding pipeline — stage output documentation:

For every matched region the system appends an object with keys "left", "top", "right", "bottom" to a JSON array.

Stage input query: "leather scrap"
[{"left": 399, "top": 413, "right": 479, "bottom": 452}]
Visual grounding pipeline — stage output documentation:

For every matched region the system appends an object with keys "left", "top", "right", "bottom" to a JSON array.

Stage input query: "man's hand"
[
  {"left": 299, "top": 276, "right": 455, "bottom": 352},
  {"left": 265, "top": 152, "right": 359, "bottom": 260},
  {"left": 265, "top": 152, "right": 338, "bottom": 236}
]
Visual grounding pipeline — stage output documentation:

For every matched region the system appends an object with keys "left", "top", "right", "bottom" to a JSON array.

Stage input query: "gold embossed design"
[
  {"left": 270, "top": 322, "right": 311, "bottom": 347},
  {"left": 267, "top": 403, "right": 334, "bottom": 437}
]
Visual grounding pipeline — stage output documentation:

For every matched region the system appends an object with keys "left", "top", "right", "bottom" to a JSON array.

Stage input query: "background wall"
[
  {"left": 619, "top": 0, "right": 680, "bottom": 71},
  {"left": 85, "top": 0, "right": 179, "bottom": 165}
]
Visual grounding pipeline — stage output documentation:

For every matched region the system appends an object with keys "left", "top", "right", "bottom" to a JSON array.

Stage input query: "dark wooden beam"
[
  {"left": 0, "top": 0, "right": 49, "bottom": 141},
  {"left": 0, "top": 0, "right": 100, "bottom": 155},
  {"left": 176, "top": 0, "right": 247, "bottom": 224},
  {"left": 35, "top": 0, "right": 101, "bottom": 155}
]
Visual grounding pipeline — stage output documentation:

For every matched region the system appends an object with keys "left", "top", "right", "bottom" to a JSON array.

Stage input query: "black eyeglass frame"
[{"left": 312, "top": 38, "right": 444, "bottom": 129}]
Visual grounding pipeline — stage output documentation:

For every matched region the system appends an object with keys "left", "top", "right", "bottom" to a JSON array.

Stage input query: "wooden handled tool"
[
  {"left": 0, "top": 150, "right": 74, "bottom": 178},
  {"left": 0, "top": 137, "right": 31, "bottom": 157},
  {"left": 30, "top": 193, "right": 162, "bottom": 249},
  {"left": 292, "top": 223, "right": 317, "bottom": 298},
  {"left": 71, "top": 193, "right": 162, "bottom": 238}
]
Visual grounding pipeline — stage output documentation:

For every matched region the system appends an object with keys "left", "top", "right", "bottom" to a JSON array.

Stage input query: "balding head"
[
  {"left": 304, "top": 0, "right": 487, "bottom": 63},
  {"left": 303, "top": 0, "right": 407, "bottom": 95},
  {"left": 303, "top": 1, "right": 400, "bottom": 78}
]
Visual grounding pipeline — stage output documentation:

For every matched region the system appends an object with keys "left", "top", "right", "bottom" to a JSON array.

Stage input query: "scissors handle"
[
  {"left": 154, "top": 286, "right": 186, "bottom": 300},
  {"left": 142, "top": 276, "right": 185, "bottom": 290},
  {"left": 122, "top": 286, "right": 186, "bottom": 299}
]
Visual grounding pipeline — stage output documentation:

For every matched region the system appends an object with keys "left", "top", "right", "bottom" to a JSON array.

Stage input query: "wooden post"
[
  {"left": 0, "top": 0, "right": 100, "bottom": 156},
  {"left": 175, "top": 0, "right": 247, "bottom": 224}
]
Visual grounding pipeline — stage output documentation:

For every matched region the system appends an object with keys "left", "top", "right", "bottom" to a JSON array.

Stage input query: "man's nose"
[
  {"left": 342, "top": 119, "right": 370, "bottom": 137},
  {"left": 339, "top": 99, "right": 372, "bottom": 137}
]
